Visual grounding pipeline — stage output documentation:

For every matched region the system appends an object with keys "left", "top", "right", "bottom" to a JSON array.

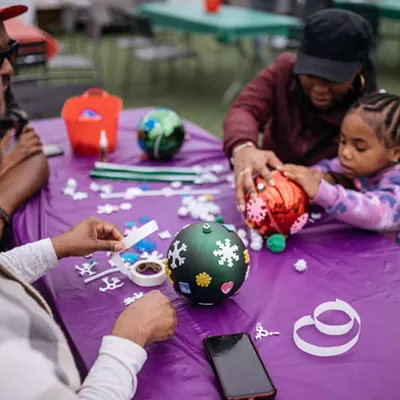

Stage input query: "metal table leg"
[{"left": 222, "top": 40, "right": 250, "bottom": 106}]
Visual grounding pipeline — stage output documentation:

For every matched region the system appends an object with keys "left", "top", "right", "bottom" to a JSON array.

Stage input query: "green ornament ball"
[
  {"left": 215, "top": 216, "right": 224, "bottom": 224},
  {"left": 266, "top": 234, "right": 286, "bottom": 253},
  {"left": 165, "top": 222, "right": 250, "bottom": 305},
  {"left": 137, "top": 108, "right": 186, "bottom": 160}
]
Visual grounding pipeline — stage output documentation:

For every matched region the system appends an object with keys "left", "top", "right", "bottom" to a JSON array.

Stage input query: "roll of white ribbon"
[
  {"left": 111, "top": 220, "right": 159, "bottom": 276},
  {"left": 293, "top": 299, "right": 361, "bottom": 357},
  {"left": 129, "top": 260, "right": 166, "bottom": 287}
]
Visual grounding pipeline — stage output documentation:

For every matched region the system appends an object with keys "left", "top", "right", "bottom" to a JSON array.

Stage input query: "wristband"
[{"left": 230, "top": 142, "right": 255, "bottom": 165}]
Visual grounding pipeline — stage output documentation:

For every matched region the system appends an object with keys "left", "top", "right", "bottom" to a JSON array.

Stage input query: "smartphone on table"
[{"left": 204, "top": 333, "right": 277, "bottom": 400}]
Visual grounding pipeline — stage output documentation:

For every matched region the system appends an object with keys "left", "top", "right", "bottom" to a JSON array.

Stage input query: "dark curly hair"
[{"left": 349, "top": 92, "right": 400, "bottom": 148}]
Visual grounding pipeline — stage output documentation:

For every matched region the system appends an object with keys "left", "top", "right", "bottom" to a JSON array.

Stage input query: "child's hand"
[
  {"left": 311, "top": 170, "right": 336, "bottom": 185},
  {"left": 277, "top": 165, "right": 321, "bottom": 198}
]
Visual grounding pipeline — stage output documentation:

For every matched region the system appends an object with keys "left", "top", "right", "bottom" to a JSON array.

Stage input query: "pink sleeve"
[
  {"left": 313, "top": 180, "right": 400, "bottom": 231},
  {"left": 310, "top": 158, "right": 343, "bottom": 174}
]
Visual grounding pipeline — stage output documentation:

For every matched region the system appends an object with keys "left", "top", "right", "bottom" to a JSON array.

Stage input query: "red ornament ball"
[{"left": 244, "top": 171, "right": 310, "bottom": 237}]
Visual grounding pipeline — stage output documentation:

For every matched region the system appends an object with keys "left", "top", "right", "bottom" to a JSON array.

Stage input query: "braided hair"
[{"left": 349, "top": 92, "right": 400, "bottom": 148}]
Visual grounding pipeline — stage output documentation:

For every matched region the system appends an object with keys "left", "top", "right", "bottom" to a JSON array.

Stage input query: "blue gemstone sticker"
[
  {"left": 179, "top": 282, "right": 191, "bottom": 294},
  {"left": 222, "top": 224, "right": 236, "bottom": 233},
  {"left": 125, "top": 221, "right": 137, "bottom": 228},
  {"left": 139, "top": 216, "right": 151, "bottom": 223}
]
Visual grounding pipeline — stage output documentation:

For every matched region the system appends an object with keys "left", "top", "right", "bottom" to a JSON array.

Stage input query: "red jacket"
[{"left": 223, "top": 53, "right": 376, "bottom": 166}]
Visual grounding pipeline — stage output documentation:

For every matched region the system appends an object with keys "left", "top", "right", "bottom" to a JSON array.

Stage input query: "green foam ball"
[{"left": 266, "top": 234, "right": 286, "bottom": 253}]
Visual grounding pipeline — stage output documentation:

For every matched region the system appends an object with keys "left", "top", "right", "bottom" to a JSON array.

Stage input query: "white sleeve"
[
  {"left": 78, "top": 336, "right": 147, "bottom": 400},
  {"left": 0, "top": 239, "right": 58, "bottom": 284},
  {"left": 0, "top": 336, "right": 147, "bottom": 400}
]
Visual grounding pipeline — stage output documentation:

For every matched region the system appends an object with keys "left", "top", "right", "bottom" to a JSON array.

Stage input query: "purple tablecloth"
[{"left": 12, "top": 108, "right": 400, "bottom": 400}]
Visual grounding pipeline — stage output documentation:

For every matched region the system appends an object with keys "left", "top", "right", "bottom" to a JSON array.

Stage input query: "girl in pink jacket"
[{"left": 279, "top": 92, "right": 400, "bottom": 243}]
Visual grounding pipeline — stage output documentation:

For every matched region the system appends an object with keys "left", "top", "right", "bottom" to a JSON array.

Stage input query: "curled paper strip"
[
  {"left": 293, "top": 299, "right": 361, "bottom": 357},
  {"left": 129, "top": 260, "right": 166, "bottom": 287},
  {"left": 111, "top": 220, "right": 159, "bottom": 275}
]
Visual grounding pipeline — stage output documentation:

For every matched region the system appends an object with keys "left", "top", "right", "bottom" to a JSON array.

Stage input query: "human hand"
[
  {"left": 234, "top": 146, "right": 283, "bottom": 211},
  {"left": 51, "top": 217, "right": 124, "bottom": 259},
  {"left": 112, "top": 290, "right": 177, "bottom": 347},
  {"left": 1, "top": 126, "right": 43, "bottom": 173},
  {"left": 310, "top": 170, "right": 336, "bottom": 185},
  {"left": 277, "top": 164, "right": 321, "bottom": 199}
]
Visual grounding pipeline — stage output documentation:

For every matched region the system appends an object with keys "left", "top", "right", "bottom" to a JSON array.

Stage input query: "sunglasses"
[{"left": 0, "top": 40, "right": 19, "bottom": 68}]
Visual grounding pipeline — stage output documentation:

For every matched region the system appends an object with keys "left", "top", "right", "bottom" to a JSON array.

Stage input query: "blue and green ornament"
[{"left": 137, "top": 108, "right": 186, "bottom": 160}]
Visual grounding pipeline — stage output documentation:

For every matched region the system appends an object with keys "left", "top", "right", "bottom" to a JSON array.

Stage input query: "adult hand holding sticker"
[{"left": 51, "top": 217, "right": 124, "bottom": 259}]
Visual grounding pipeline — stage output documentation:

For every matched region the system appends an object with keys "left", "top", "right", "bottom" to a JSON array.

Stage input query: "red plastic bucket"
[
  {"left": 204, "top": 0, "right": 221, "bottom": 13},
  {"left": 62, "top": 89, "right": 123, "bottom": 156}
]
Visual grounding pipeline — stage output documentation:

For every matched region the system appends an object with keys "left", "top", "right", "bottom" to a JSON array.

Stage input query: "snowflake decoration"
[
  {"left": 72, "top": 192, "right": 88, "bottom": 201},
  {"left": 255, "top": 322, "right": 279, "bottom": 340},
  {"left": 213, "top": 239, "right": 239, "bottom": 268},
  {"left": 120, "top": 202, "right": 132, "bottom": 211},
  {"left": 99, "top": 277, "right": 124, "bottom": 292},
  {"left": 121, "top": 252, "right": 139, "bottom": 264},
  {"left": 168, "top": 240, "right": 187, "bottom": 269},
  {"left": 290, "top": 213, "right": 309, "bottom": 234},
  {"left": 67, "top": 178, "right": 77, "bottom": 189},
  {"left": 63, "top": 187, "right": 75, "bottom": 196},
  {"left": 75, "top": 261, "right": 97, "bottom": 276},
  {"left": 196, "top": 272, "right": 212, "bottom": 287},
  {"left": 165, "top": 259, "right": 173, "bottom": 284},
  {"left": 97, "top": 204, "right": 120, "bottom": 215},
  {"left": 246, "top": 197, "right": 267, "bottom": 223},
  {"left": 159, "top": 230, "right": 172, "bottom": 240},
  {"left": 310, "top": 213, "right": 321, "bottom": 220},
  {"left": 100, "top": 184, "right": 113, "bottom": 194},
  {"left": 294, "top": 259, "right": 307, "bottom": 272},
  {"left": 123, "top": 292, "right": 144, "bottom": 306},
  {"left": 243, "top": 249, "right": 250, "bottom": 264},
  {"left": 89, "top": 182, "right": 100, "bottom": 192},
  {"left": 140, "top": 251, "right": 164, "bottom": 262}
]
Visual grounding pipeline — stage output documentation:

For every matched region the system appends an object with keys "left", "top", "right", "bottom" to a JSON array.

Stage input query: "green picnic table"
[
  {"left": 335, "top": 0, "right": 400, "bottom": 20},
  {"left": 137, "top": 3, "right": 302, "bottom": 104}
]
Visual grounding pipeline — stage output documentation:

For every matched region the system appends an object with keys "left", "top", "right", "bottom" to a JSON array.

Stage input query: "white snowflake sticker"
[
  {"left": 246, "top": 197, "right": 267, "bottom": 223},
  {"left": 213, "top": 239, "right": 239, "bottom": 268},
  {"left": 168, "top": 240, "right": 187, "bottom": 269},
  {"left": 124, "top": 292, "right": 144, "bottom": 306}
]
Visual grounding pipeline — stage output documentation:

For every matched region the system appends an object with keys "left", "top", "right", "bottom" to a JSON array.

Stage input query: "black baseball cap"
[{"left": 294, "top": 9, "right": 372, "bottom": 84}]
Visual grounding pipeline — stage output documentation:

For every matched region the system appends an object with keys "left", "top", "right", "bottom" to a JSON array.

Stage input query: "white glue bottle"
[{"left": 99, "top": 130, "right": 108, "bottom": 162}]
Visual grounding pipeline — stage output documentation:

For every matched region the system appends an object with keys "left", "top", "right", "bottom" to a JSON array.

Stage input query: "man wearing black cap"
[
  {"left": 224, "top": 8, "right": 377, "bottom": 211},
  {"left": 0, "top": 5, "right": 49, "bottom": 241}
]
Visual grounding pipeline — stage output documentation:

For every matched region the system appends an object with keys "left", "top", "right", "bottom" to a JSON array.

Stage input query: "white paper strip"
[
  {"left": 84, "top": 267, "right": 120, "bottom": 284},
  {"left": 100, "top": 187, "right": 221, "bottom": 200},
  {"left": 293, "top": 299, "right": 361, "bottom": 357},
  {"left": 111, "top": 220, "right": 159, "bottom": 276}
]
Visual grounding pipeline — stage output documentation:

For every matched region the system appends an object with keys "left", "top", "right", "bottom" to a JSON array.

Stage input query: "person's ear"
[{"left": 388, "top": 146, "right": 400, "bottom": 164}]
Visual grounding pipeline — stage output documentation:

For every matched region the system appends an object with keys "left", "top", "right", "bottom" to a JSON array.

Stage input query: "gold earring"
[{"left": 359, "top": 74, "right": 366, "bottom": 91}]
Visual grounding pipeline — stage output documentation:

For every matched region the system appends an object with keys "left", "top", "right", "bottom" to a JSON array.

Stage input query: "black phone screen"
[{"left": 205, "top": 333, "right": 276, "bottom": 399}]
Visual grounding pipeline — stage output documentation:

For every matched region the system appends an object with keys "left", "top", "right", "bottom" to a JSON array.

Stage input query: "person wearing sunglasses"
[{"left": 0, "top": 5, "right": 49, "bottom": 242}]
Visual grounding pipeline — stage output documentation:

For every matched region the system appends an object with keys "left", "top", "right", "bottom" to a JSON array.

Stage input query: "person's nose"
[
  {"left": 0, "top": 58, "right": 14, "bottom": 76},
  {"left": 340, "top": 145, "right": 353, "bottom": 161},
  {"left": 312, "top": 80, "right": 329, "bottom": 95}
]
